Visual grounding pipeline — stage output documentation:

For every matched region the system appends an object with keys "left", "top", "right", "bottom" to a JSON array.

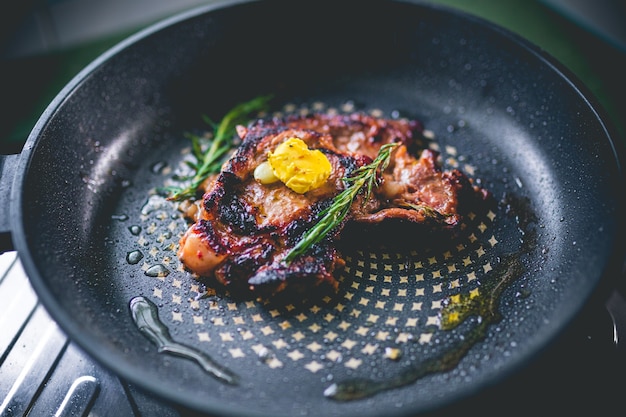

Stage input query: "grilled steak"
[{"left": 178, "top": 112, "right": 487, "bottom": 296}]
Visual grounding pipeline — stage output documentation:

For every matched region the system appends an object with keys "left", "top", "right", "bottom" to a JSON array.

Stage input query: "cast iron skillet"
[{"left": 0, "top": 0, "right": 624, "bottom": 416}]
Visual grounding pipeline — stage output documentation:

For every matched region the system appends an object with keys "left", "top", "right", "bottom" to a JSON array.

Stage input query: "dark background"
[{"left": 1, "top": 0, "right": 625, "bottom": 154}]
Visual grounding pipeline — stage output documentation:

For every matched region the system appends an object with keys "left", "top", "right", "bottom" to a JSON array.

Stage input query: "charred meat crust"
[{"left": 177, "top": 112, "right": 488, "bottom": 296}]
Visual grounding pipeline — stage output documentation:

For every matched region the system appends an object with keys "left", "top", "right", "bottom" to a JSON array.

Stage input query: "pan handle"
[{"left": 0, "top": 153, "right": 19, "bottom": 253}]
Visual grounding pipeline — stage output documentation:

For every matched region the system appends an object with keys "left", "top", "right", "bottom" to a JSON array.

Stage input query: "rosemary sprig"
[
  {"left": 284, "top": 142, "right": 400, "bottom": 264},
  {"left": 166, "top": 95, "right": 272, "bottom": 202},
  {"left": 399, "top": 202, "right": 452, "bottom": 221}
]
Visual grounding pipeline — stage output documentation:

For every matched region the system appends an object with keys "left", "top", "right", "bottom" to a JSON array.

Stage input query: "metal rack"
[{"left": 0, "top": 251, "right": 185, "bottom": 416}]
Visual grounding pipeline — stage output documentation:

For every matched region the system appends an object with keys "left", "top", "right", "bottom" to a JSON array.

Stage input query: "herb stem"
[
  {"left": 167, "top": 95, "right": 272, "bottom": 202},
  {"left": 284, "top": 142, "right": 400, "bottom": 263}
]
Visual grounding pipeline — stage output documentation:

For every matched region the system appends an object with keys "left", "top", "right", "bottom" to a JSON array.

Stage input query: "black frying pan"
[{"left": 0, "top": 1, "right": 624, "bottom": 416}]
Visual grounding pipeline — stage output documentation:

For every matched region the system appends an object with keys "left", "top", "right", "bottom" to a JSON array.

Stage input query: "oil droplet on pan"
[
  {"left": 144, "top": 264, "right": 170, "bottom": 277},
  {"left": 129, "top": 296, "right": 238, "bottom": 385},
  {"left": 126, "top": 250, "right": 144, "bottom": 265},
  {"left": 151, "top": 160, "right": 168, "bottom": 174}
]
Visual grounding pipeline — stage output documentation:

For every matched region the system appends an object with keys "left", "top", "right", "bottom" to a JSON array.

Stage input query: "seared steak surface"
[{"left": 178, "top": 112, "right": 486, "bottom": 296}]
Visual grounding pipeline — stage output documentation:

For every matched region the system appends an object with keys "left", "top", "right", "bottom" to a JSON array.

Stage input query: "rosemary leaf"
[
  {"left": 166, "top": 95, "right": 272, "bottom": 202},
  {"left": 284, "top": 142, "right": 400, "bottom": 264},
  {"left": 399, "top": 202, "right": 452, "bottom": 221},
  {"left": 189, "top": 133, "right": 204, "bottom": 160}
]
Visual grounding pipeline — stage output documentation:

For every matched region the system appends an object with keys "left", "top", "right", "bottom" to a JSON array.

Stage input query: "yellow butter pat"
[{"left": 268, "top": 137, "right": 331, "bottom": 194}]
